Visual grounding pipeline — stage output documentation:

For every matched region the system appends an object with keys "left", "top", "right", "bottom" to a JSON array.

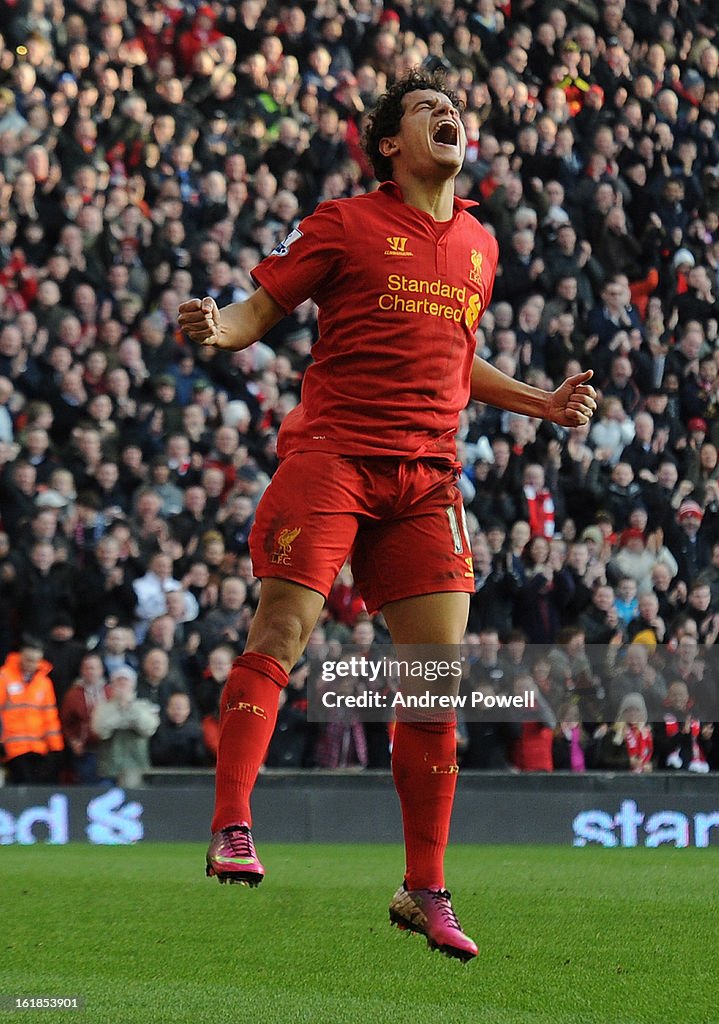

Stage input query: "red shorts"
[{"left": 249, "top": 452, "right": 474, "bottom": 613}]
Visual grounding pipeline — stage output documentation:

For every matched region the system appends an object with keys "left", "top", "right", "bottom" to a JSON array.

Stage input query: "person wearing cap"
[
  {"left": 0, "top": 635, "right": 64, "bottom": 784},
  {"left": 91, "top": 665, "right": 160, "bottom": 787},
  {"left": 177, "top": 4, "right": 223, "bottom": 75},
  {"left": 555, "top": 39, "right": 591, "bottom": 117},
  {"left": 608, "top": 528, "right": 656, "bottom": 592},
  {"left": 673, "top": 247, "right": 696, "bottom": 276},
  {"left": 668, "top": 499, "right": 711, "bottom": 585}
]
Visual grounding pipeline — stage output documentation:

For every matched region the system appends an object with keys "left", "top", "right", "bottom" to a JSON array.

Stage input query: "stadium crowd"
[{"left": 1, "top": 0, "right": 719, "bottom": 783}]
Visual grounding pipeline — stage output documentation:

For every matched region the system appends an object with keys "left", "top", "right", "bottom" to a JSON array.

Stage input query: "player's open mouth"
[{"left": 432, "top": 120, "right": 458, "bottom": 146}]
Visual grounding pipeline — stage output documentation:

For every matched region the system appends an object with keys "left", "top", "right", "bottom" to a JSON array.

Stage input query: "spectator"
[
  {"left": 552, "top": 701, "right": 591, "bottom": 772},
  {"left": 595, "top": 693, "right": 654, "bottom": 774},
  {"left": 654, "top": 680, "right": 713, "bottom": 772},
  {"left": 15, "top": 539, "right": 75, "bottom": 642},
  {"left": 60, "top": 652, "right": 107, "bottom": 784},
  {"left": 132, "top": 551, "right": 199, "bottom": 641},
  {"left": 44, "top": 612, "right": 86, "bottom": 708},
  {"left": 265, "top": 682, "right": 311, "bottom": 768},
  {"left": 0, "top": 636, "right": 64, "bottom": 784},
  {"left": 668, "top": 500, "right": 711, "bottom": 585},
  {"left": 609, "top": 642, "right": 667, "bottom": 719},
  {"left": 150, "top": 690, "right": 207, "bottom": 767},
  {"left": 461, "top": 682, "right": 520, "bottom": 770},
  {"left": 74, "top": 533, "right": 138, "bottom": 640},
  {"left": 199, "top": 575, "right": 249, "bottom": 652},
  {"left": 510, "top": 678, "right": 556, "bottom": 772},
  {"left": 92, "top": 665, "right": 159, "bottom": 787},
  {"left": 579, "top": 584, "right": 622, "bottom": 645},
  {"left": 136, "top": 647, "right": 180, "bottom": 709},
  {"left": 607, "top": 526, "right": 678, "bottom": 594}
]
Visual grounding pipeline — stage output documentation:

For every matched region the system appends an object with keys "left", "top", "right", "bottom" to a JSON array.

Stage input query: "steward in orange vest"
[{"left": 0, "top": 637, "right": 64, "bottom": 784}]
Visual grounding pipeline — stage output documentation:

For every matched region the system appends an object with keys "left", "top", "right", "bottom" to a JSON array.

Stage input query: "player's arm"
[
  {"left": 470, "top": 355, "right": 597, "bottom": 428},
  {"left": 177, "top": 287, "right": 285, "bottom": 352}
]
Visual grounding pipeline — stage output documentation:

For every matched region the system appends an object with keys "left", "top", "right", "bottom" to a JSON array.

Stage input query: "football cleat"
[
  {"left": 389, "top": 883, "right": 478, "bottom": 962},
  {"left": 205, "top": 824, "right": 265, "bottom": 886}
]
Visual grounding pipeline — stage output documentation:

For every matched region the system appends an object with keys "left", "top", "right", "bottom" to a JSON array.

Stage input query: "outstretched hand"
[
  {"left": 177, "top": 297, "right": 222, "bottom": 346},
  {"left": 547, "top": 369, "right": 597, "bottom": 428}
]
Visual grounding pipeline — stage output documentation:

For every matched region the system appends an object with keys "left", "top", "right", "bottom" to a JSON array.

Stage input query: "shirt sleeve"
[{"left": 250, "top": 200, "right": 346, "bottom": 314}]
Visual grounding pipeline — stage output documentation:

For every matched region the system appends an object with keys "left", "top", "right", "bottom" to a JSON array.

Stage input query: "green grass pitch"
[{"left": 2, "top": 843, "right": 717, "bottom": 1024}]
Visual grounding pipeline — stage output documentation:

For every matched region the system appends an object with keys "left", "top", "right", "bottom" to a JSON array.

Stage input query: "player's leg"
[
  {"left": 382, "top": 592, "right": 468, "bottom": 892},
  {"left": 381, "top": 592, "right": 477, "bottom": 961},
  {"left": 207, "top": 578, "right": 324, "bottom": 885},
  {"left": 207, "top": 452, "right": 360, "bottom": 884},
  {"left": 352, "top": 463, "right": 477, "bottom": 958}
]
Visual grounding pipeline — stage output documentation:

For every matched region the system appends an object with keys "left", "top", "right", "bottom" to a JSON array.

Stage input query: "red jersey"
[{"left": 251, "top": 181, "right": 498, "bottom": 461}]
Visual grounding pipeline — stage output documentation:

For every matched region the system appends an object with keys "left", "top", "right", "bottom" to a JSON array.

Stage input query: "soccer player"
[{"left": 178, "top": 68, "right": 596, "bottom": 962}]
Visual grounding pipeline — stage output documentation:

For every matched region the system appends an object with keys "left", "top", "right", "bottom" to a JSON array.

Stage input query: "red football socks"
[
  {"left": 211, "top": 651, "right": 288, "bottom": 832},
  {"left": 391, "top": 718, "right": 459, "bottom": 891}
]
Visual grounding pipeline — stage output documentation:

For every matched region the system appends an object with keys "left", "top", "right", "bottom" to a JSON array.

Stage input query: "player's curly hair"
[{"left": 362, "top": 68, "right": 463, "bottom": 183}]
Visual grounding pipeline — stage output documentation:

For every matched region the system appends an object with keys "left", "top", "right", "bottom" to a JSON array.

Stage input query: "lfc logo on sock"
[
  {"left": 225, "top": 700, "right": 268, "bottom": 719},
  {"left": 430, "top": 763, "right": 460, "bottom": 775}
]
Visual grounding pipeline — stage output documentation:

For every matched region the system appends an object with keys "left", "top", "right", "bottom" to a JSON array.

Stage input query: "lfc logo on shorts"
[
  {"left": 271, "top": 526, "right": 302, "bottom": 565},
  {"left": 469, "top": 248, "right": 483, "bottom": 285}
]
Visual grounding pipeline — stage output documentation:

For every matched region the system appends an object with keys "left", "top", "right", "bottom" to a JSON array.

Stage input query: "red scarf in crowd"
[
  {"left": 665, "top": 714, "right": 708, "bottom": 769},
  {"left": 524, "top": 485, "right": 555, "bottom": 538},
  {"left": 625, "top": 724, "right": 653, "bottom": 772}
]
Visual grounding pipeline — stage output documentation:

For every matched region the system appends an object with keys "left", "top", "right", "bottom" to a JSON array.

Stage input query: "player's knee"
[{"left": 246, "top": 609, "right": 306, "bottom": 667}]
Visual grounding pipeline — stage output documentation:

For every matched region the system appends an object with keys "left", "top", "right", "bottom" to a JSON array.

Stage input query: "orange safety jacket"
[{"left": 0, "top": 652, "right": 64, "bottom": 762}]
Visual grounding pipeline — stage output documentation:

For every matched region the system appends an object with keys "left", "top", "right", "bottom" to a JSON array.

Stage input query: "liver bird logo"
[
  {"left": 272, "top": 528, "right": 301, "bottom": 561},
  {"left": 469, "top": 249, "right": 483, "bottom": 285}
]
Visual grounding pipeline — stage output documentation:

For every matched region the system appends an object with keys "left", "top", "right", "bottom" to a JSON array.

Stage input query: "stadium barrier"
[{"left": 2, "top": 772, "right": 719, "bottom": 847}]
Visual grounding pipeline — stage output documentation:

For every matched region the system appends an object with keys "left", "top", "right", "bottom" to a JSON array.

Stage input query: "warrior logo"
[
  {"left": 271, "top": 526, "right": 302, "bottom": 565},
  {"left": 384, "top": 236, "right": 414, "bottom": 257}
]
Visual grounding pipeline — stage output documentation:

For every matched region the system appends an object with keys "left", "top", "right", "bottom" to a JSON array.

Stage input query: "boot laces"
[
  {"left": 429, "top": 890, "right": 461, "bottom": 929},
  {"left": 223, "top": 825, "right": 255, "bottom": 859}
]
